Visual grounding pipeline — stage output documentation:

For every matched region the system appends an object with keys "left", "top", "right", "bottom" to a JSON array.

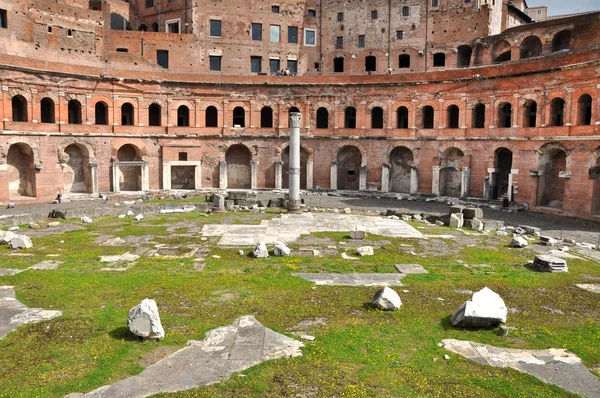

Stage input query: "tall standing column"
[{"left": 288, "top": 112, "right": 301, "bottom": 213}]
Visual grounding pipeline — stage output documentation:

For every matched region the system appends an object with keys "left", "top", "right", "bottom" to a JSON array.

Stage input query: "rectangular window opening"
[
  {"left": 358, "top": 35, "right": 365, "bottom": 48},
  {"left": 337, "top": 12, "right": 344, "bottom": 22},
  {"left": 210, "top": 19, "right": 221, "bottom": 37},
  {"left": 166, "top": 20, "right": 180, "bottom": 34},
  {"left": 272, "top": 5, "right": 280, "bottom": 13},
  {"left": 270, "top": 25, "right": 280, "bottom": 42},
  {"left": 287, "top": 60, "right": 297, "bottom": 75},
  {"left": 288, "top": 26, "right": 298, "bottom": 44},
  {"left": 336, "top": 36, "right": 343, "bottom": 50},
  {"left": 157, "top": 50, "right": 169, "bottom": 68},
  {"left": 251, "top": 56, "right": 262, "bottom": 73},
  {"left": 116, "top": 48, "right": 129, "bottom": 52},
  {"left": 371, "top": 10, "right": 378, "bottom": 19},
  {"left": 304, "top": 28, "right": 316, "bottom": 46},
  {"left": 0, "top": 9, "right": 7, "bottom": 29},
  {"left": 178, "top": 152, "right": 188, "bottom": 161},
  {"left": 396, "top": 30, "right": 404, "bottom": 40},
  {"left": 251, "top": 23, "right": 262, "bottom": 41},
  {"left": 209, "top": 55, "right": 222, "bottom": 71}
]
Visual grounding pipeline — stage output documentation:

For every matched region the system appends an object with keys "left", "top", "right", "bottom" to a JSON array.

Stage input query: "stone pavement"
[
  {"left": 68, "top": 315, "right": 303, "bottom": 398},
  {"left": 202, "top": 213, "right": 423, "bottom": 246},
  {"left": 576, "top": 284, "right": 600, "bottom": 294},
  {"left": 0, "top": 286, "right": 62, "bottom": 340},
  {"left": 442, "top": 339, "right": 600, "bottom": 398},
  {"left": 292, "top": 273, "right": 405, "bottom": 286}
]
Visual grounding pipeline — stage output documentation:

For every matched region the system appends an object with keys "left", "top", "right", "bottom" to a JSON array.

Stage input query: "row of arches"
[{"left": 9, "top": 93, "right": 594, "bottom": 130}]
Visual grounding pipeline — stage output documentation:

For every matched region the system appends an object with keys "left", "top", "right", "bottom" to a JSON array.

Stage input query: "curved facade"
[{"left": 0, "top": 1, "right": 599, "bottom": 219}]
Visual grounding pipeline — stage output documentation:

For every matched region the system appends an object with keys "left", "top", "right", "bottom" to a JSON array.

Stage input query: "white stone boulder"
[
  {"left": 357, "top": 246, "right": 374, "bottom": 256},
  {"left": 135, "top": 214, "right": 144, "bottom": 221},
  {"left": 451, "top": 287, "right": 507, "bottom": 328},
  {"left": 0, "top": 230, "right": 17, "bottom": 244},
  {"left": 449, "top": 213, "right": 464, "bottom": 228},
  {"left": 48, "top": 221, "right": 61, "bottom": 227},
  {"left": 510, "top": 236, "right": 528, "bottom": 248},
  {"left": 471, "top": 218, "right": 484, "bottom": 232},
  {"left": 126, "top": 210, "right": 134, "bottom": 216},
  {"left": 273, "top": 241, "right": 291, "bottom": 256},
  {"left": 372, "top": 287, "right": 402, "bottom": 311},
  {"left": 128, "top": 298, "right": 165, "bottom": 340},
  {"left": 350, "top": 226, "right": 367, "bottom": 240},
  {"left": 9, "top": 235, "right": 33, "bottom": 249},
  {"left": 253, "top": 242, "right": 269, "bottom": 258},
  {"left": 81, "top": 216, "right": 93, "bottom": 223}
]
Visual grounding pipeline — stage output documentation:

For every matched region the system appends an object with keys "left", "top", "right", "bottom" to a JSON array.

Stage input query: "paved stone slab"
[
  {"left": 0, "top": 286, "right": 62, "bottom": 340},
  {"left": 30, "top": 261, "right": 62, "bottom": 270},
  {"left": 576, "top": 284, "right": 600, "bottom": 294},
  {"left": 202, "top": 213, "right": 423, "bottom": 246},
  {"left": 394, "top": 264, "right": 429, "bottom": 274},
  {"left": 443, "top": 339, "right": 600, "bottom": 398},
  {"left": 0, "top": 269, "right": 24, "bottom": 276},
  {"left": 99, "top": 252, "right": 140, "bottom": 263},
  {"left": 292, "top": 273, "right": 405, "bottom": 286},
  {"left": 68, "top": 315, "right": 303, "bottom": 398}
]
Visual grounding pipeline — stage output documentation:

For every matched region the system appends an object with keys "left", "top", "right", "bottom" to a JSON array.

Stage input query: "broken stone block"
[
  {"left": 435, "top": 220, "right": 445, "bottom": 226},
  {"left": 451, "top": 287, "right": 507, "bottom": 328},
  {"left": 497, "top": 325, "right": 510, "bottom": 337},
  {"left": 462, "top": 208, "right": 483, "bottom": 220},
  {"left": 126, "top": 210, "right": 134, "bottom": 216},
  {"left": 532, "top": 255, "right": 568, "bottom": 273},
  {"left": 48, "top": 221, "right": 60, "bottom": 227},
  {"left": 81, "top": 216, "right": 93, "bottom": 223},
  {"left": 127, "top": 299, "right": 165, "bottom": 340},
  {"left": 394, "top": 263, "right": 428, "bottom": 274},
  {"left": 357, "top": 246, "right": 374, "bottom": 256},
  {"left": 539, "top": 235, "right": 557, "bottom": 247},
  {"left": 471, "top": 218, "right": 484, "bottom": 231},
  {"left": 449, "top": 213, "right": 464, "bottom": 228},
  {"left": 350, "top": 226, "right": 367, "bottom": 240},
  {"left": 48, "top": 210, "right": 67, "bottom": 219},
  {"left": 252, "top": 242, "right": 269, "bottom": 258},
  {"left": 0, "top": 231, "right": 17, "bottom": 244},
  {"left": 8, "top": 226, "right": 19, "bottom": 231},
  {"left": 510, "top": 236, "right": 528, "bottom": 248},
  {"left": 343, "top": 208, "right": 351, "bottom": 214},
  {"left": 412, "top": 214, "right": 422, "bottom": 221},
  {"left": 513, "top": 227, "right": 526, "bottom": 234},
  {"left": 212, "top": 194, "right": 226, "bottom": 213},
  {"left": 10, "top": 235, "right": 33, "bottom": 250},
  {"left": 273, "top": 241, "right": 291, "bottom": 257},
  {"left": 449, "top": 205, "right": 465, "bottom": 214},
  {"left": 372, "top": 287, "right": 402, "bottom": 311},
  {"left": 520, "top": 225, "right": 541, "bottom": 235},
  {"left": 135, "top": 214, "right": 144, "bottom": 221},
  {"left": 401, "top": 214, "right": 412, "bottom": 221},
  {"left": 28, "top": 222, "right": 41, "bottom": 229}
]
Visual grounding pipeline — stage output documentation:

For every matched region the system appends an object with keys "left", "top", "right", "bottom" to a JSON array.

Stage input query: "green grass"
[{"left": 0, "top": 211, "right": 598, "bottom": 397}]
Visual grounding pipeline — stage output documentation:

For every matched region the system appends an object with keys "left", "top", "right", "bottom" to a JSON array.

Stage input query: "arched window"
[
  {"left": 40, "top": 98, "right": 55, "bottom": 123},
  {"left": 472, "top": 104, "right": 485, "bottom": 128},
  {"left": 11, "top": 95, "right": 28, "bottom": 122},
  {"left": 397, "top": 106, "right": 409, "bottom": 129},
  {"left": 550, "top": 98, "right": 565, "bottom": 127},
  {"left": 552, "top": 30, "right": 571, "bottom": 52},
  {"left": 233, "top": 106, "right": 245, "bottom": 127},
  {"left": 344, "top": 107, "right": 357, "bottom": 128},
  {"left": 433, "top": 53, "right": 445, "bottom": 67},
  {"left": 402, "top": 6, "right": 409, "bottom": 16},
  {"left": 261, "top": 106, "right": 273, "bottom": 128},
  {"left": 523, "top": 100, "right": 537, "bottom": 128},
  {"left": 205, "top": 106, "right": 218, "bottom": 127},
  {"left": 577, "top": 95, "right": 592, "bottom": 126},
  {"left": 95, "top": 102, "right": 108, "bottom": 125},
  {"left": 177, "top": 105, "right": 190, "bottom": 127},
  {"left": 520, "top": 36, "right": 542, "bottom": 59},
  {"left": 447, "top": 105, "right": 459, "bottom": 128},
  {"left": 422, "top": 106, "right": 434, "bottom": 129},
  {"left": 371, "top": 107, "right": 384, "bottom": 129},
  {"left": 68, "top": 100, "right": 82, "bottom": 124},
  {"left": 151, "top": 23, "right": 159, "bottom": 32},
  {"left": 365, "top": 56, "right": 376, "bottom": 72},
  {"left": 148, "top": 103, "right": 161, "bottom": 126},
  {"left": 398, "top": 54, "right": 410, "bottom": 68},
  {"left": 457, "top": 45, "right": 472, "bottom": 67},
  {"left": 316, "top": 107, "right": 328, "bottom": 129},
  {"left": 138, "top": 24, "right": 147, "bottom": 32},
  {"left": 492, "top": 40, "right": 512, "bottom": 63},
  {"left": 121, "top": 103, "right": 134, "bottom": 126},
  {"left": 497, "top": 103, "right": 512, "bottom": 128}
]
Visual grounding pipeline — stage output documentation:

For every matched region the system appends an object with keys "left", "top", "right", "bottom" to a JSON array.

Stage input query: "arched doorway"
[
  {"left": 232, "top": 107, "right": 245, "bottom": 127},
  {"left": 117, "top": 144, "right": 142, "bottom": 191},
  {"left": 592, "top": 152, "right": 600, "bottom": 215},
  {"left": 95, "top": 102, "right": 108, "bottom": 125},
  {"left": 389, "top": 146, "right": 413, "bottom": 193},
  {"left": 537, "top": 148, "right": 567, "bottom": 209},
  {"left": 7, "top": 143, "right": 35, "bottom": 197},
  {"left": 492, "top": 148, "right": 512, "bottom": 200},
  {"left": 337, "top": 146, "right": 362, "bottom": 190},
  {"left": 41, "top": 98, "right": 55, "bottom": 123},
  {"left": 205, "top": 106, "right": 218, "bottom": 127},
  {"left": 226, "top": 144, "right": 251, "bottom": 189},
  {"left": 63, "top": 144, "right": 91, "bottom": 193},
  {"left": 12, "top": 96, "right": 28, "bottom": 122},
  {"left": 440, "top": 147, "right": 464, "bottom": 197},
  {"left": 282, "top": 146, "right": 309, "bottom": 189}
]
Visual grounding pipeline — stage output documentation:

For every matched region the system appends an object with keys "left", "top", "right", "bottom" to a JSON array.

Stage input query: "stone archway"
[
  {"left": 282, "top": 146, "right": 309, "bottom": 189},
  {"left": 537, "top": 148, "right": 567, "bottom": 209},
  {"left": 117, "top": 144, "right": 142, "bottom": 191},
  {"left": 7, "top": 143, "right": 35, "bottom": 197},
  {"left": 225, "top": 144, "right": 251, "bottom": 189},
  {"left": 389, "top": 146, "right": 413, "bottom": 193},
  {"left": 440, "top": 147, "right": 464, "bottom": 197},
  {"left": 492, "top": 148, "right": 513, "bottom": 200},
  {"left": 337, "top": 145, "right": 362, "bottom": 190},
  {"left": 63, "top": 144, "right": 91, "bottom": 193}
]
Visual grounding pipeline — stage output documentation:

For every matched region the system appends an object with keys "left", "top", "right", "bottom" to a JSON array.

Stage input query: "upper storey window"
[
  {"left": 432, "top": 0, "right": 439, "bottom": 7},
  {"left": 402, "top": 6, "right": 409, "bottom": 16},
  {"left": 337, "top": 12, "right": 344, "bottom": 22},
  {"left": 169, "top": 0, "right": 178, "bottom": 3},
  {"left": 272, "top": 5, "right": 280, "bottom": 13},
  {"left": 146, "top": 0, "right": 154, "bottom": 8},
  {"left": 270, "top": 25, "right": 280, "bottom": 42},
  {"left": 288, "top": 26, "right": 298, "bottom": 44},
  {"left": 210, "top": 20, "right": 221, "bottom": 37},
  {"left": 304, "top": 28, "right": 316, "bottom": 46},
  {"left": 307, "top": 9, "right": 316, "bottom": 17},
  {"left": 0, "top": 9, "right": 8, "bottom": 29},
  {"left": 166, "top": 19, "right": 180, "bottom": 34},
  {"left": 371, "top": 10, "right": 378, "bottom": 20},
  {"left": 252, "top": 23, "right": 262, "bottom": 41}
]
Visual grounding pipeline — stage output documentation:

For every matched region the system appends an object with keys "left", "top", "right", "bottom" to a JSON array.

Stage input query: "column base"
[
  {"left": 287, "top": 207, "right": 303, "bottom": 214},
  {"left": 211, "top": 207, "right": 227, "bottom": 214}
]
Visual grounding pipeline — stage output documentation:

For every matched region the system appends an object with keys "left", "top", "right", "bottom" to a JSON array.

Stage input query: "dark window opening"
[
  {"left": 422, "top": 106, "right": 434, "bottom": 129},
  {"left": 333, "top": 57, "right": 344, "bottom": 73},
  {"left": 138, "top": 24, "right": 147, "bottom": 31},
  {"left": 371, "top": 107, "right": 384, "bottom": 129},
  {"left": 287, "top": 60, "right": 297, "bottom": 75},
  {"left": 336, "top": 36, "right": 343, "bottom": 50},
  {"left": 523, "top": 101, "right": 536, "bottom": 127},
  {"left": 261, "top": 107, "right": 273, "bottom": 128},
  {"left": 179, "top": 152, "right": 188, "bottom": 161},
  {"left": 399, "top": 54, "right": 410, "bottom": 68},
  {"left": 348, "top": 169, "right": 355, "bottom": 176},
  {"left": 121, "top": 103, "right": 134, "bottom": 126},
  {"left": 67, "top": 29, "right": 73, "bottom": 37},
  {"left": 116, "top": 48, "right": 128, "bottom": 53},
  {"left": 472, "top": 104, "right": 485, "bottom": 128},
  {"left": 41, "top": 98, "right": 55, "bottom": 123},
  {"left": 552, "top": 30, "right": 571, "bottom": 52},
  {"left": 402, "top": 6, "right": 409, "bottom": 16},
  {"left": 358, "top": 35, "right": 365, "bottom": 48},
  {"left": 497, "top": 103, "right": 512, "bottom": 128},
  {"left": 307, "top": 9, "right": 316, "bottom": 17},
  {"left": 550, "top": 98, "right": 565, "bottom": 127},
  {"left": 11, "top": 96, "right": 27, "bottom": 122},
  {"left": 167, "top": 21, "right": 179, "bottom": 34},
  {"left": 397, "top": 107, "right": 408, "bottom": 128},
  {"left": 48, "top": 26, "right": 52, "bottom": 33},
  {"left": 371, "top": 10, "right": 378, "bottom": 19},
  {"left": 447, "top": 105, "right": 459, "bottom": 128},
  {"left": 272, "top": 5, "right": 280, "bottom": 13},
  {"left": 146, "top": 0, "right": 154, "bottom": 7},
  {"left": 209, "top": 55, "right": 222, "bottom": 71},
  {"left": 210, "top": 20, "right": 221, "bottom": 37},
  {"left": 519, "top": 36, "right": 542, "bottom": 59},
  {"left": 432, "top": 0, "right": 439, "bottom": 6},
  {"left": 95, "top": 102, "right": 108, "bottom": 125},
  {"left": 345, "top": 107, "right": 357, "bottom": 129},
  {"left": 233, "top": 106, "right": 245, "bottom": 127},
  {"left": 252, "top": 23, "right": 262, "bottom": 41},
  {"left": 337, "top": 12, "right": 344, "bottom": 22},
  {"left": 177, "top": 106, "right": 189, "bottom": 127},
  {"left": 269, "top": 58, "right": 280, "bottom": 74},
  {"left": 151, "top": 23, "right": 159, "bottom": 32},
  {"left": 433, "top": 53, "right": 445, "bottom": 67},
  {"left": 205, "top": 106, "right": 218, "bottom": 127},
  {"left": 250, "top": 56, "right": 262, "bottom": 73},
  {"left": 148, "top": 103, "right": 161, "bottom": 126},
  {"left": 316, "top": 107, "right": 328, "bottom": 129},
  {"left": 288, "top": 26, "right": 298, "bottom": 44},
  {"left": 578, "top": 94, "right": 592, "bottom": 126},
  {"left": 0, "top": 9, "right": 7, "bottom": 29},
  {"left": 365, "top": 55, "right": 376, "bottom": 72},
  {"left": 396, "top": 30, "right": 404, "bottom": 40},
  {"left": 457, "top": 45, "right": 472, "bottom": 67},
  {"left": 157, "top": 50, "right": 169, "bottom": 68},
  {"left": 494, "top": 51, "right": 511, "bottom": 63},
  {"left": 68, "top": 100, "right": 82, "bottom": 124}
]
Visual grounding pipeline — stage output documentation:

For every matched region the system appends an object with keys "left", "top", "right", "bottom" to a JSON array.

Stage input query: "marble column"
[
  {"left": 381, "top": 164, "right": 391, "bottom": 192},
  {"left": 288, "top": 112, "right": 301, "bottom": 213},
  {"left": 432, "top": 165, "right": 441, "bottom": 196},
  {"left": 274, "top": 161, "right": 283, "bottom": 189},
  {"left": 410, "top": 165, "right": 419, "bottom": 194}
]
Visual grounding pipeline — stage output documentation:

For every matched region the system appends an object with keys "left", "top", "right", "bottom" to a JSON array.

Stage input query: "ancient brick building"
[{"left": 0, "top": 0, "right": 599, "bottom": 219}]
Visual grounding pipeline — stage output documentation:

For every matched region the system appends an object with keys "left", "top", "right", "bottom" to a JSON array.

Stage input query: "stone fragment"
[
  {"left": 357, "top": 246, "right": 374, "bottom": 256},
  {"left": 350, "top": 226, "right": 367, "bottom": 240},
  {"left": 532, "top": 255, "right": 568, "bottom": 273},
  {"left": 435, "top": 220, "right": 445, "bottom": 226},
  {"left": 81, "top": 216, "right": 93, "bottom": 223},
  {"left": 28, "top": 222, "right": 41, "bottom": 229},
  {"left": 510, "top": 236, "right": 528, "bottom": 248},
  {"left": 519, "top": 225, "right": 541, "bottom": 235},
  {"left": 6, "top": 203, "right": 15, "bottom": 209},
  {"left": 394, "top": 263, "right": 428, "bottom": 274},
  {"left": 312, "top": 249, "right": 322, "bottom": 257},
  {"left": 135, "top": 214, "right": 144, "bottom": 221},
  {"left": 451, "top": 287, "right": 507, "bottom": 328},
  {"left": 496, "top": 230, "right": 508, "bottom": 236},
  {"left": 10, "top": 235, "right": 33, "bottom": 250},
  {"left": 127, "top": 299, "right": 165, "bottom": 340},
  {"left": 252, "top": 242, "right": 269, "bottom": 258},
  {"left": 513, "top": 227, "right": 526, "bottom": 234},
  {"left": 126, "top": 210, "right": 134, "bottom": 216},
  {"left": 412, "top": 214, "right": 422, "bottom": 221},
  {"left": 48, "top": 221, "right": 61, "bottom": 227},
  {"left": 8, "top": 226, "right": 19, "bottom": 231},
  {"left": 238, "top": 250, "right": 244, "bottom": 255},
  {"left": 462, "top": 208, "right": 483, "bottom": 220},
  {"left": 343, "top": 208, "right": 351, "bottom": 214},
  {"left": 273, "top": 241, "right": 291, "bottom": 256},
  {"left": 0, "top": 231, "right": 17, "bottom": 244},
  {"left": 497, "top": 325, "right": 510, "bottom": 337},
  {"left": 449, "top": 213, "right": 464, "bottom": 228},
  {"left": 540, "top": 235, "right": 557, "bottom": 247},
  {"left": 471, "top": 218, "right": 484, "bottom": 231},
  {"left": 372, "top": 287, "right": 402, "bottom": 311},
  {"left": 341, "top": 252, "right": 359, "bottom": 260},
  {"left": 401, "top": 214, "right": 412, "bottom": 221},
  {"left": 212, "top": 194, "right": 226, "bottom": 213},
  {"left": 49, "top": 210, "right": 67, "bottom": 219},
  {"left": 449, "top": 205, "right": 465, "bottom": 214}
]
